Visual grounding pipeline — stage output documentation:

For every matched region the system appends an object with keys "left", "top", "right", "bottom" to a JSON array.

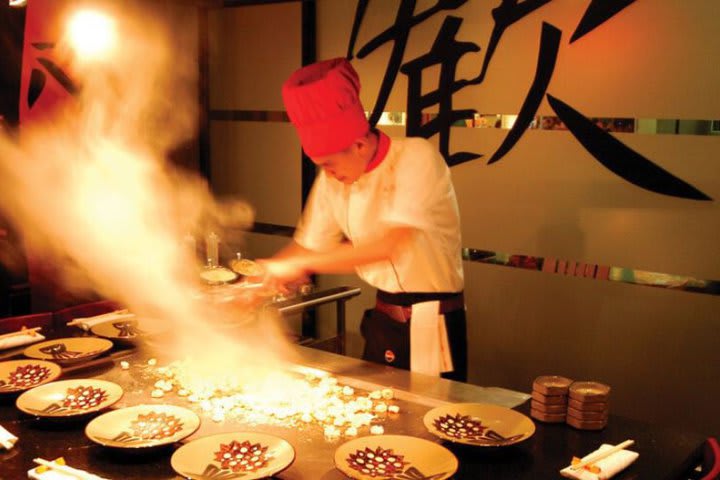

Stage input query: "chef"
[{"left": 261, "top": 58, "right": 467, "bottom": 381}]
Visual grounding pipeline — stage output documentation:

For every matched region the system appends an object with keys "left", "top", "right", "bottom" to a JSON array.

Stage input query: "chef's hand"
[{"left": 255, "top": 258, "right": 309, "bottom": 294}]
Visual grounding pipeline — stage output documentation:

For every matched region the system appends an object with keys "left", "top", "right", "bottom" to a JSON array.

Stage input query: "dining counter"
[{"left": 0, "top": 306, "right": 708, "bottom": 479}]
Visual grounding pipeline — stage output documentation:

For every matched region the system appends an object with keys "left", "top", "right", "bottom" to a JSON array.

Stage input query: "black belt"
[{"left": 375, "top": 291, "right": 464, "bottom": 323}]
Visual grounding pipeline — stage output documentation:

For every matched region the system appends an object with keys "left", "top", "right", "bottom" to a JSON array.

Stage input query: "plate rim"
[
  {"left": 422, "top": 402, "right": 536, "bottom": 447},
  {"left": 89, "top": 318, "right": 168, "bottom": 341},
  {"left": 85, "top": 403, "right": 201, "bottom": 449},
  {"left": 22, "top": 337, "right": 114, "bottom": 362},
  {"left": 15, "top": 378, "right": 124, "bottom": 417},
  {"left": 170, "top": 430, "right": 296, "bottom": 480},
  {"left": 0, "top": 359, "right": 62, "bottom": 394},
  {"left": 333, "top": 434, "right": 458, "bottom": 480}
]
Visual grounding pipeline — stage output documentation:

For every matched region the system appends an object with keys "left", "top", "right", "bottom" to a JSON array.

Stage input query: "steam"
[{"left": 0, "top": 2, "right": 291, "bottom": 381}]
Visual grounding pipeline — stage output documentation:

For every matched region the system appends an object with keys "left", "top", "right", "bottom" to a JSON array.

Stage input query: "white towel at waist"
[{"left": 410, "top": 300, "right": 453, "bottom": 376}]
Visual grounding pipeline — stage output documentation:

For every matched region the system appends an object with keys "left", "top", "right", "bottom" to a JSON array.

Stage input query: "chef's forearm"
[
  {"left": 301, "top": 227, "right": 414, "bottom": 274},
  {"left": 273, "top": 240, "right": 312, "bottom": 260}
]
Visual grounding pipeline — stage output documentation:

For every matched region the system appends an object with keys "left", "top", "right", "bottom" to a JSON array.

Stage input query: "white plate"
[
  {"left": 24, "top": 337, "right": 113, "bottom": 365},
  {"left": 200, "top": 267, "right": 238, "bottom": 285},
  {"left": 423, "top": 402, "right": 535, "bottom": 446},
  {"left": 16, "top": 379, "right": 123, "bottom": 418},
  {"left": 85, "top": 404, "right": 200, "bottom": 449},
  {"left": 90, "top": 317, "right": 169, "bottom": 344},
  {"left": 171, "top": 432, "right": 295, "bottom": 480},
  {"left": 229, "top": 259, "right": 264, "bottom": 277},
  {"left": 0, "top": 359, "right": 62, "bottom": 394},
  {"left": 334, "top": 434, "right": 457, "bottom": 480}
]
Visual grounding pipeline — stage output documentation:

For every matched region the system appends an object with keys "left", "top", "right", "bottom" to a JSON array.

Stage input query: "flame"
[
  {"left": 0, "top": 2, "right": 290, "bottom": 381},
  {"left": 66, "top": 10, "right": 116, "bottom": 61},
  {"left": 148, "top": 360, "right": 398, "bottom": 438}
]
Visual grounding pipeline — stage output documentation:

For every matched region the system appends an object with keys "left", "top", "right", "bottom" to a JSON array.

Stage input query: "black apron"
[{"left": 360, "top": 290, "right": 468, "bottom": 382}]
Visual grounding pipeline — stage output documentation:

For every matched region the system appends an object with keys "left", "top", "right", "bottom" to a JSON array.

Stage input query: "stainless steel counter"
[
  {"left": 1, "top": 342, "right": 707, "bottom": 480},
  {"left": 60, "top": 346, "right": 529, "bottom": 480}
]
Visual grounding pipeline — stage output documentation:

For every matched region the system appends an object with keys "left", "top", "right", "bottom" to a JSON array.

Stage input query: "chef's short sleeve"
[{"left": 380, "top": 138, "right": 454, "bottom": 231}]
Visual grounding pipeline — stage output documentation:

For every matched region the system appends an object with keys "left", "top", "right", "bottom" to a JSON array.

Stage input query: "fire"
[
  {"left": 146, "top": 360, "right": 400, "bottom": 440},
  {"left": 0, "top": 2, "right": 292, "bottom": 384}
]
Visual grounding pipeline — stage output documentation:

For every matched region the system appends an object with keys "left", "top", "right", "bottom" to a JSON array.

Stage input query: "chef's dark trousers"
[{"left": 360, "top": 291, "right": 467, "bottom": 382}]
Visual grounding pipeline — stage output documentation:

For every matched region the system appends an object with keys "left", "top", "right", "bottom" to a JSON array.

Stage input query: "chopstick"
[
  {"left": 0, "top": 326, "right": 42, "bottom": 340},
  {"left": 33, "top": 458, "right": 103, "bottom": 480},
  {"left": 66, "top": 309, "right": 130, "bottom": 326},
  {"left": 570, "top": 439, "right": 635, "bottom": 471}
]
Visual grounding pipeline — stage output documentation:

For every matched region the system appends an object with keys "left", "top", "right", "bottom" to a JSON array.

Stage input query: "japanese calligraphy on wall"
[{"left": 347, "top": 0, "right": 711, "bottom": 201}]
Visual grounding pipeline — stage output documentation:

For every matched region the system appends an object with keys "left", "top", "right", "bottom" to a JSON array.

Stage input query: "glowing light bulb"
[{"left": 67, "top": 10, "right": 116, "bottom": 60}]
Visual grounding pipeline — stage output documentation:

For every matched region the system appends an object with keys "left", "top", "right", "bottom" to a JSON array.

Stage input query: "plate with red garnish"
[
  {"left": 171, "top": 431, "right": 295, "bottom": 480},
  {"left": 16, "top": 378, "right": 123, "bottom": 419}
]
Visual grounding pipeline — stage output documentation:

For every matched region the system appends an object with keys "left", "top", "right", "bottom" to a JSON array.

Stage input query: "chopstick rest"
[
  {"left": 560, "top": 441, "right": 638, "bottom": 480},
  {"left": 29, "top": 457, "right": 111, "bottom": 480},
  {"left": 0, "top": 424, "right": 18, "bottom": 450}
]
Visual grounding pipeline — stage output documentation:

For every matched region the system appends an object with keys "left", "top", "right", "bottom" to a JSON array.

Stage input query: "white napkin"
[
  {"left": 0, "top": 423, "right": 18, "bottom": 450},
  {"left": 28, "top": 460, "right": 110, "bottom": 480},
  {"left": 410, "top": 301, "right": 453, "bottom": 376},
  {"left": 68, "top": 311, "right": 135, "bottom": 331},
  {"left": 560, "top": 444, "right": 639, "bottom": 480},
  {"left": 0, "top": 332, "right": 46, "bottom": 350}
]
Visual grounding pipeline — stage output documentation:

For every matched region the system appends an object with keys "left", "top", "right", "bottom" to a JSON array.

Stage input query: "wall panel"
[
  {"left": 208, "top": 3, "right": 303, "bottom": 226},
  {"left": 310, "top": 0, "right": 720, "bottom": 436},
  {"left": 208, "top": 3, "right": 301, "bottom": 111},
  {"left": 210, "top": 121, "right": 301, "bottom": 226},
  {"left": 206, "top": 0, "right": 720, "bottom": 435}
]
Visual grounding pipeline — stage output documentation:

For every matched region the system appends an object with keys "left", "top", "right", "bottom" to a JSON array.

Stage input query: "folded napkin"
[
  {"left": 0, "top": 423, "right": 18, "bottom": 450},
  {"left": 68, "top": 311, "right": 135, "bottom": 331},
  {"left": 29, "top": 458, "right": 110, "bottom": 480},
  {"left": 0, "top": 331, "right": 46, "bottom": 350},
  {"left": 560, "top": 444, "right": 639, "bottom": 480}
]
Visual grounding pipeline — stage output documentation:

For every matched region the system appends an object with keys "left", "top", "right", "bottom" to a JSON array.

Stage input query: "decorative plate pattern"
[
  {"left": 171, "top": 432, "right": 295, "bottom": 480},
  {"left": 86, "top": 404, "right": 200, "bottom": 449},
  {"left": 335, "top": 435, "right": 457, "bottom": 480},
  {"left": 0, "top": 360, "right": 61, "bottom": 394},
  {"left": 423, "top": 403, "right": 535, "bottom": 447},
  {"left": 16, "top": 379, "right": 123, "bottom": 417},
  {"left": 347, "top": 446, "right": 408, "bottom": 477},
  {"left": 24, "top": 337, "right": 113, "bottom": 365},
  {"left": 90, "top": 318, "right": 168, "bottom": 344}
]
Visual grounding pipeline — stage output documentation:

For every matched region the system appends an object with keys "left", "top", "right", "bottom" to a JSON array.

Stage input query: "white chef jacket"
[{"left": 294, "top": 135, "right": 464, "bottom": 293}]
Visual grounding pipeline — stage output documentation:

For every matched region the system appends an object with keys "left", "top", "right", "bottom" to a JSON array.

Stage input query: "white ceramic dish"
[
  {"left": 85, "top": 404, "right": 200, "bottom": 450},
  {"left": 17, "top": 378, "right": 123, "bottom": 418},
  {"left": 423, "top": 402, "right": 535, "bottom": 446},
  {"left": 24, "top": 337, "right": 113, "bottom": 365},
  {"left": 171, "top": 431, "right": 295, "bottom": 480},
  {"left": 90, "top": 317, "right": 169, "bottom": 345},
  {"left": 334, "top": 434, "right": 457, "bottom": 480},
  {"left": 0, "top": 359, "right": 62, "bottom": 394}
]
